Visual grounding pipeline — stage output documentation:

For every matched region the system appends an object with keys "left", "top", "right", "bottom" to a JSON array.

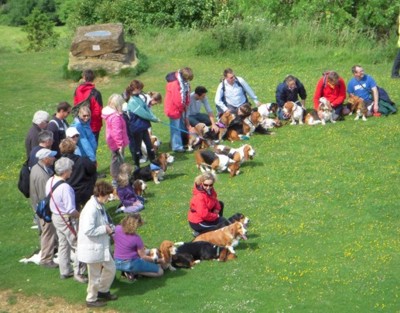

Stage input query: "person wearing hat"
[
  {"left": 25, "top": 110, "right": 50, "bottom": 158},
  {"left": 29, "top": 148, "right": 58, "bottom": 268},
  {"left": 66, "top": 127, "right": 82, "bottom": 156}
]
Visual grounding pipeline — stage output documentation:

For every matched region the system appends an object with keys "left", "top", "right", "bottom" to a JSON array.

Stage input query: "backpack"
[
  {"left": 71, "top": 89, "right": 95, "bottom": 117},
  {"left": 17, "top": 160, "right": 30, "bottom": 198},
  {"left": 221, "top": 78, "right": 248, "bottom": 105},
  {"left": 35, "top": 180, "right": 65, "bottom": 223}
]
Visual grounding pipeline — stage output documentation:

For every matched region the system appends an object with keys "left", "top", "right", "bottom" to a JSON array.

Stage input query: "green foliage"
[
  {"left": 2, "top": 0, "right": 58, "bottom": 26},
  {"left": 66, "top": 0, "right": 236, "bottom": 33},
  {"left": 1, "top": 24, "right": 400, "bottom": 313},
  {"left": 23, "top": 8, "right": 59, "bottom": 51}
]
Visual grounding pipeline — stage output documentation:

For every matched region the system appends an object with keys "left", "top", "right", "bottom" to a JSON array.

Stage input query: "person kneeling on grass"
[{"left": 113, "top": 213, "right": 164, "bottom": 280}]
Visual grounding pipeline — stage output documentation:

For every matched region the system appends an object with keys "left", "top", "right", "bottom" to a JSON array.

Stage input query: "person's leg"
[
  {"left": 110, "top": 150, "right": 121, "bottom": 185},
  {"left": 132, "top": 258, "right": 163, "bottom": 277},
  {"left": 391, "top": 49, "right": 400, "bottom": 77},
  {"left": 190, "top": 113, "right": 211, "bottom": 126},
  {"left": 39, "top": 218, "right": 57, "bottom": 265},
  {"left": 132, "top": 132, "right": 144, "bottom": 168},
  {"left": 52, "top": 215, "right": 73, "bottom": 276},
  {"left": 86, "top": 262, "right": 102, "bottom": 302},
  {"left": 142, "top": 130, "right": 155, "bottom": 162},
  {"left": 93, "top": 131, "right": 100, "bottom": 144},
  {"left": 169, "top": 118, "right": 184, "bottom": 151},
  {"left": 98, "top": 259, "right": 116, "bottom": 293}
]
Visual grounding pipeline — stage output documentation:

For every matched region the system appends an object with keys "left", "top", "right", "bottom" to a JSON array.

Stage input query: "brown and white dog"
[
  {"left": 159, "top": 240, "right": 177, "bottom": 271},
  {"left": 132, "top": 179, "right": 147, "bottom": 196},
  {"left": 317, "top": 97, "right": 336, "bottom": 125},
  {"left": 216, "top": 111, "right": 236, "bottom": 141},
  {"left": 141, "top": 134, "right": 161, "bottom": 162},
  {"left": 133, "top": 153, "right": 174, "bottom": 184},
  {"left": 214, "top": 144, "right": 255, "bottom": 165},
  {"left": 194, "top": 149, "right": 240, "bottom": 177},
  {"left": 257, "top": 103, "right": 279, "bottom": 118},
  {"left": 259, "top": 116, "right": 282, "bottom": 130},
  {"left": 347, "top": 95, "right": 368, "bottom": 121},
  {"left": 187, "top": 123, "right": 210, "bottom": 151},
  {"left": 282, "top": 101, "right": 304, "bottom": 125},
  {"left": 193, "top": 221, "right": 248, "bottom": 254},
  {"left": 242, "top": 110, "right": 263, "bottom": 136}
]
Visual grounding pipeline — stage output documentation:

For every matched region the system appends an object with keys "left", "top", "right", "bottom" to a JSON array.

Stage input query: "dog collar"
[{"left": 150, "top": 163, "right": 161, "bottom": 171}]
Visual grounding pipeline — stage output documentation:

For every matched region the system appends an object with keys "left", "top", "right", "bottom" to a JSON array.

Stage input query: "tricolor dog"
[
  {"left": 194, "top": 149, "right": 240, "bottom": 177},
  {"left": 133, "top": 153, "right": 174, "bottom": 184},
  {"left": 282, "top": 101, "right": 304, "bottom": 125}
]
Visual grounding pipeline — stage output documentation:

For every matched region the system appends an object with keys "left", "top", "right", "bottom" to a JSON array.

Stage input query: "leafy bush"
[
  {"left": 195, "top": 20, "right": 264, "bottom": 55},
  {"left": 23, "top": 8, "right": 59, "bottom": 51}
]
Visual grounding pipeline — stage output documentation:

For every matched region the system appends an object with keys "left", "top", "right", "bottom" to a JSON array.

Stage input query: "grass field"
[{"left": 0, "top": 25, "right": 399, "bottom": 312}]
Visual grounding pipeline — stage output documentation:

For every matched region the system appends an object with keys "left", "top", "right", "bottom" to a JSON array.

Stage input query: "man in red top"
[
  {"left": 313, "top": 71, "right": 348, "bottom": 119},
  {"left": 74, "top": 69, "right": 103, "bottom": 143}
]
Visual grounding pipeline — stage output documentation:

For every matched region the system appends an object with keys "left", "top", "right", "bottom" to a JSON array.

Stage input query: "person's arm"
[
  {"left": 202, "top": 96, "right": 218, "bottom": 131},
  {"left": 275, "top": 84, "right": 285, "bottom": 108},
  {"left": 331, "top": 78, "right": 346, "bottom": 107},
  {"left": 297, "top": 80, "right": 307, "bottom": 108},
  {"left": 313, "top": 78, "right": 324, "bottom": 110},
  {"left": 371, "top": 86, "right": 379, "bottom": 112},
  {"left": 238, "top": 77, "right": 261, "bottom": 106},
  {"left": 215, "top": 82, "right": 228, "bottom": 113}
]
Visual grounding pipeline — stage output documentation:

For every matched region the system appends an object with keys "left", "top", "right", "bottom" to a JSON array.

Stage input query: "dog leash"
[{"left": 159, "top": 120, "right": 205, "bottom": 140}]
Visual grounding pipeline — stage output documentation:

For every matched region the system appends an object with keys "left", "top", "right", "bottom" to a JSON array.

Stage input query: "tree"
[{"left": 23, "top": 8, "right": 59, "bottom": 51}]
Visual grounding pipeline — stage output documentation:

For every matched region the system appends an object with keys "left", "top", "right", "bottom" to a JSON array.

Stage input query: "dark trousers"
[
  {"left": 392, "top": 49, "right": 400, "bottom": 77},
  {"left": 132, "top": 130, "right": 155, "bottom": 168}
]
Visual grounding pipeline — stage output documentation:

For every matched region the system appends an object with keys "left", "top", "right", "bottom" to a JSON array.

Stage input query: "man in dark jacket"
[
  {"left": 25, "top": 110, "right": 50, "bottom": 158},
  {"left": 275, "top": 75, "right": 307, "bottom": 120},
  {"left": 47, "top": 101, "right": 71, "bottom": 157}
]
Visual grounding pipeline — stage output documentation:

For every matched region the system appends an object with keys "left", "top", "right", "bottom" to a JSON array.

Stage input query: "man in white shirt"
[{"left": 215, "top": 68, "right": 261, "bottom": 115}]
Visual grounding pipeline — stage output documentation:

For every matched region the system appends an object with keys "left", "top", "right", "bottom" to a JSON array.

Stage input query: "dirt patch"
[{"left": 0, "top": 290, "right": 118, "bottom": 313}]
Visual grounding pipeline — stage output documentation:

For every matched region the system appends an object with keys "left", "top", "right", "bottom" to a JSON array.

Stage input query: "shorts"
[{"left": 115, "top": 258, "right": 159, "bottom": 273}]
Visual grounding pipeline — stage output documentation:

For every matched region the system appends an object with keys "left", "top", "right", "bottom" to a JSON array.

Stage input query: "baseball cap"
[
  {"left": 36, "top": 148, "right": 57, "bottom": 160},
  {"left": 66, "top": 127, "right": 80, "bottom": 138}
]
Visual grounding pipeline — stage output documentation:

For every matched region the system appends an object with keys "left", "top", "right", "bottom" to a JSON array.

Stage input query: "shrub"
[{"left": 23, "top": 8, "right": 59, "bottom": 51}]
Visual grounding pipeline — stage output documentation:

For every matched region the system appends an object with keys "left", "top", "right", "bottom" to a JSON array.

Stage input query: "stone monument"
[{"left": 68, "top": 23, "right": 138, "bottom": 74}]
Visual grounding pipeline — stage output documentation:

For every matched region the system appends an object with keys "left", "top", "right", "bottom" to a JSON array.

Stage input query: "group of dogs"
[{"left": 145, "top": 213, "right": 250, "bottom": 272}]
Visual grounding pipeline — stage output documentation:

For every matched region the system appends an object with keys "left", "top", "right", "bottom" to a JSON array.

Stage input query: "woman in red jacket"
[
  {"left": 188, "top": 172, "right": 226, "bottom": 235},
  {"left": 313, "top": 71, "right": 348, "bottom": 118}
]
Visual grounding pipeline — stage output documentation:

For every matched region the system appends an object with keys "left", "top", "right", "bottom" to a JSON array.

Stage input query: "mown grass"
[{"left": 0, "top": 24, "right": 399, "bottom": 312}]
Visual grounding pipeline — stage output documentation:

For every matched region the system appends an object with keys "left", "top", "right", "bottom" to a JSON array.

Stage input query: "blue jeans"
[
  {"left": 169, "top": 117, "right": 185, "bottom": 151},
  {"left": 115, "top": 258, "right": 159, "bottom": 273}
]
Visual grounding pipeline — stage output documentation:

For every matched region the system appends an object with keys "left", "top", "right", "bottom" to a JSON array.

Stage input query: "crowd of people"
[{"left": 22, "top": 63, "right": 397, "bottom": 307}]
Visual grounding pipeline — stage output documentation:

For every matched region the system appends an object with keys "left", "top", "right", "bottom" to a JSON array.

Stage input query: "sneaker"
[
  {"left": 97, "top": 291, "right": 118, "bottom": 301},
  {"left": 192, "top": 231, "right": 200, "bottom": 237},
  {"left": 139, "top": 157, "right": 147, "bottom": 164},
  {"left": 391, "top": 75, "right": 400, "bottom": 79},
  {"left": 74, "top": 274, "right": 88, "bottom": 284},
  {"left": 60, "top": 272, "right": 74, "bottom": 279},
  {"left": 86, "top": 300, "right": 107, "bottom": 308},
  {"left": 173, "top": 148, "right": 185, "bottom": 153},
  {"left": 40, "top": 261, "right": 58, "bottom": 269},
  {"left": 97, "top": 172, "right": 107, "bottom": 179}
]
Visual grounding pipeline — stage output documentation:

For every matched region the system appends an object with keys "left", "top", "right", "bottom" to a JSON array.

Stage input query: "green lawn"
[{"left": 0, "top": 25, "right": 399, "bottom": 312}]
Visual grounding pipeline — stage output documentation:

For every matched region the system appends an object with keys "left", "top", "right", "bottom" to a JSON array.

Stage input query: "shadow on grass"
[{"left": 111, "top": 269, "right": 189, "bottom": 297}]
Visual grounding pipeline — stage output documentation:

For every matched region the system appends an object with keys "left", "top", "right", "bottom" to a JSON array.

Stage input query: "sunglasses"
[
  {"left": 203, "top": 183, "right": 213, "bottom": 187},
  {"left": 82, "top": 114, "right": 90, "bottom": 118},
  {"left": 72, "top": 134, "right": 80, "bottom": 138}
]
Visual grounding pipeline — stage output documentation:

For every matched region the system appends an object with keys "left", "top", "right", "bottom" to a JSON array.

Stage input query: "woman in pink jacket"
[{"left": 101, "top": 94, "right": 129, "bottom": 188}]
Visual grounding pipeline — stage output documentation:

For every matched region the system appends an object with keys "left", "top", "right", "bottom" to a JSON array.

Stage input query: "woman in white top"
[{"left": 46, "top": 157, "right": 87, "bottom": 283}]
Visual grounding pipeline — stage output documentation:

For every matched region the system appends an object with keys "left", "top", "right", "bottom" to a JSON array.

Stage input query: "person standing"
[
  {"left": 59, "top": 138, "right": 96, "bottom": 211},
  {"left": 47, "top": 102, "right": 71, "bottom": 156},
  {"left": 70, "top": 106, "right": 97, "bottom": 163},
  {"left": 29, "top": 148, "right": 57, "bottom": 268},
  {"left": 77, "top": 181, "right": 117, "bottom": 308},
  {"left": 101, "top": 94, "right": 129, "bottom": 187},
  {"left": 25, "top": 110, "right": 50, "bottom": 158},
  {"left": 215, "top": 68, "right": 261, "bottom": 115},
  {"left": 28, "top": 130, "right": 54, "bottom": 169},
  {"left": 46, "top": 157, "right": 87, "bottom": 283},
  {"left": 73, "top": 69, "right": 103, "bottom": 143},
  {"left": 126, "top": 80, "right": 160, "bottom": 168},
  {"left": 164, "top": 67, "right": 193, "bottom": 152},
  {"left": 391, "top": 13, "right": 400, "bottom": 78}
]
